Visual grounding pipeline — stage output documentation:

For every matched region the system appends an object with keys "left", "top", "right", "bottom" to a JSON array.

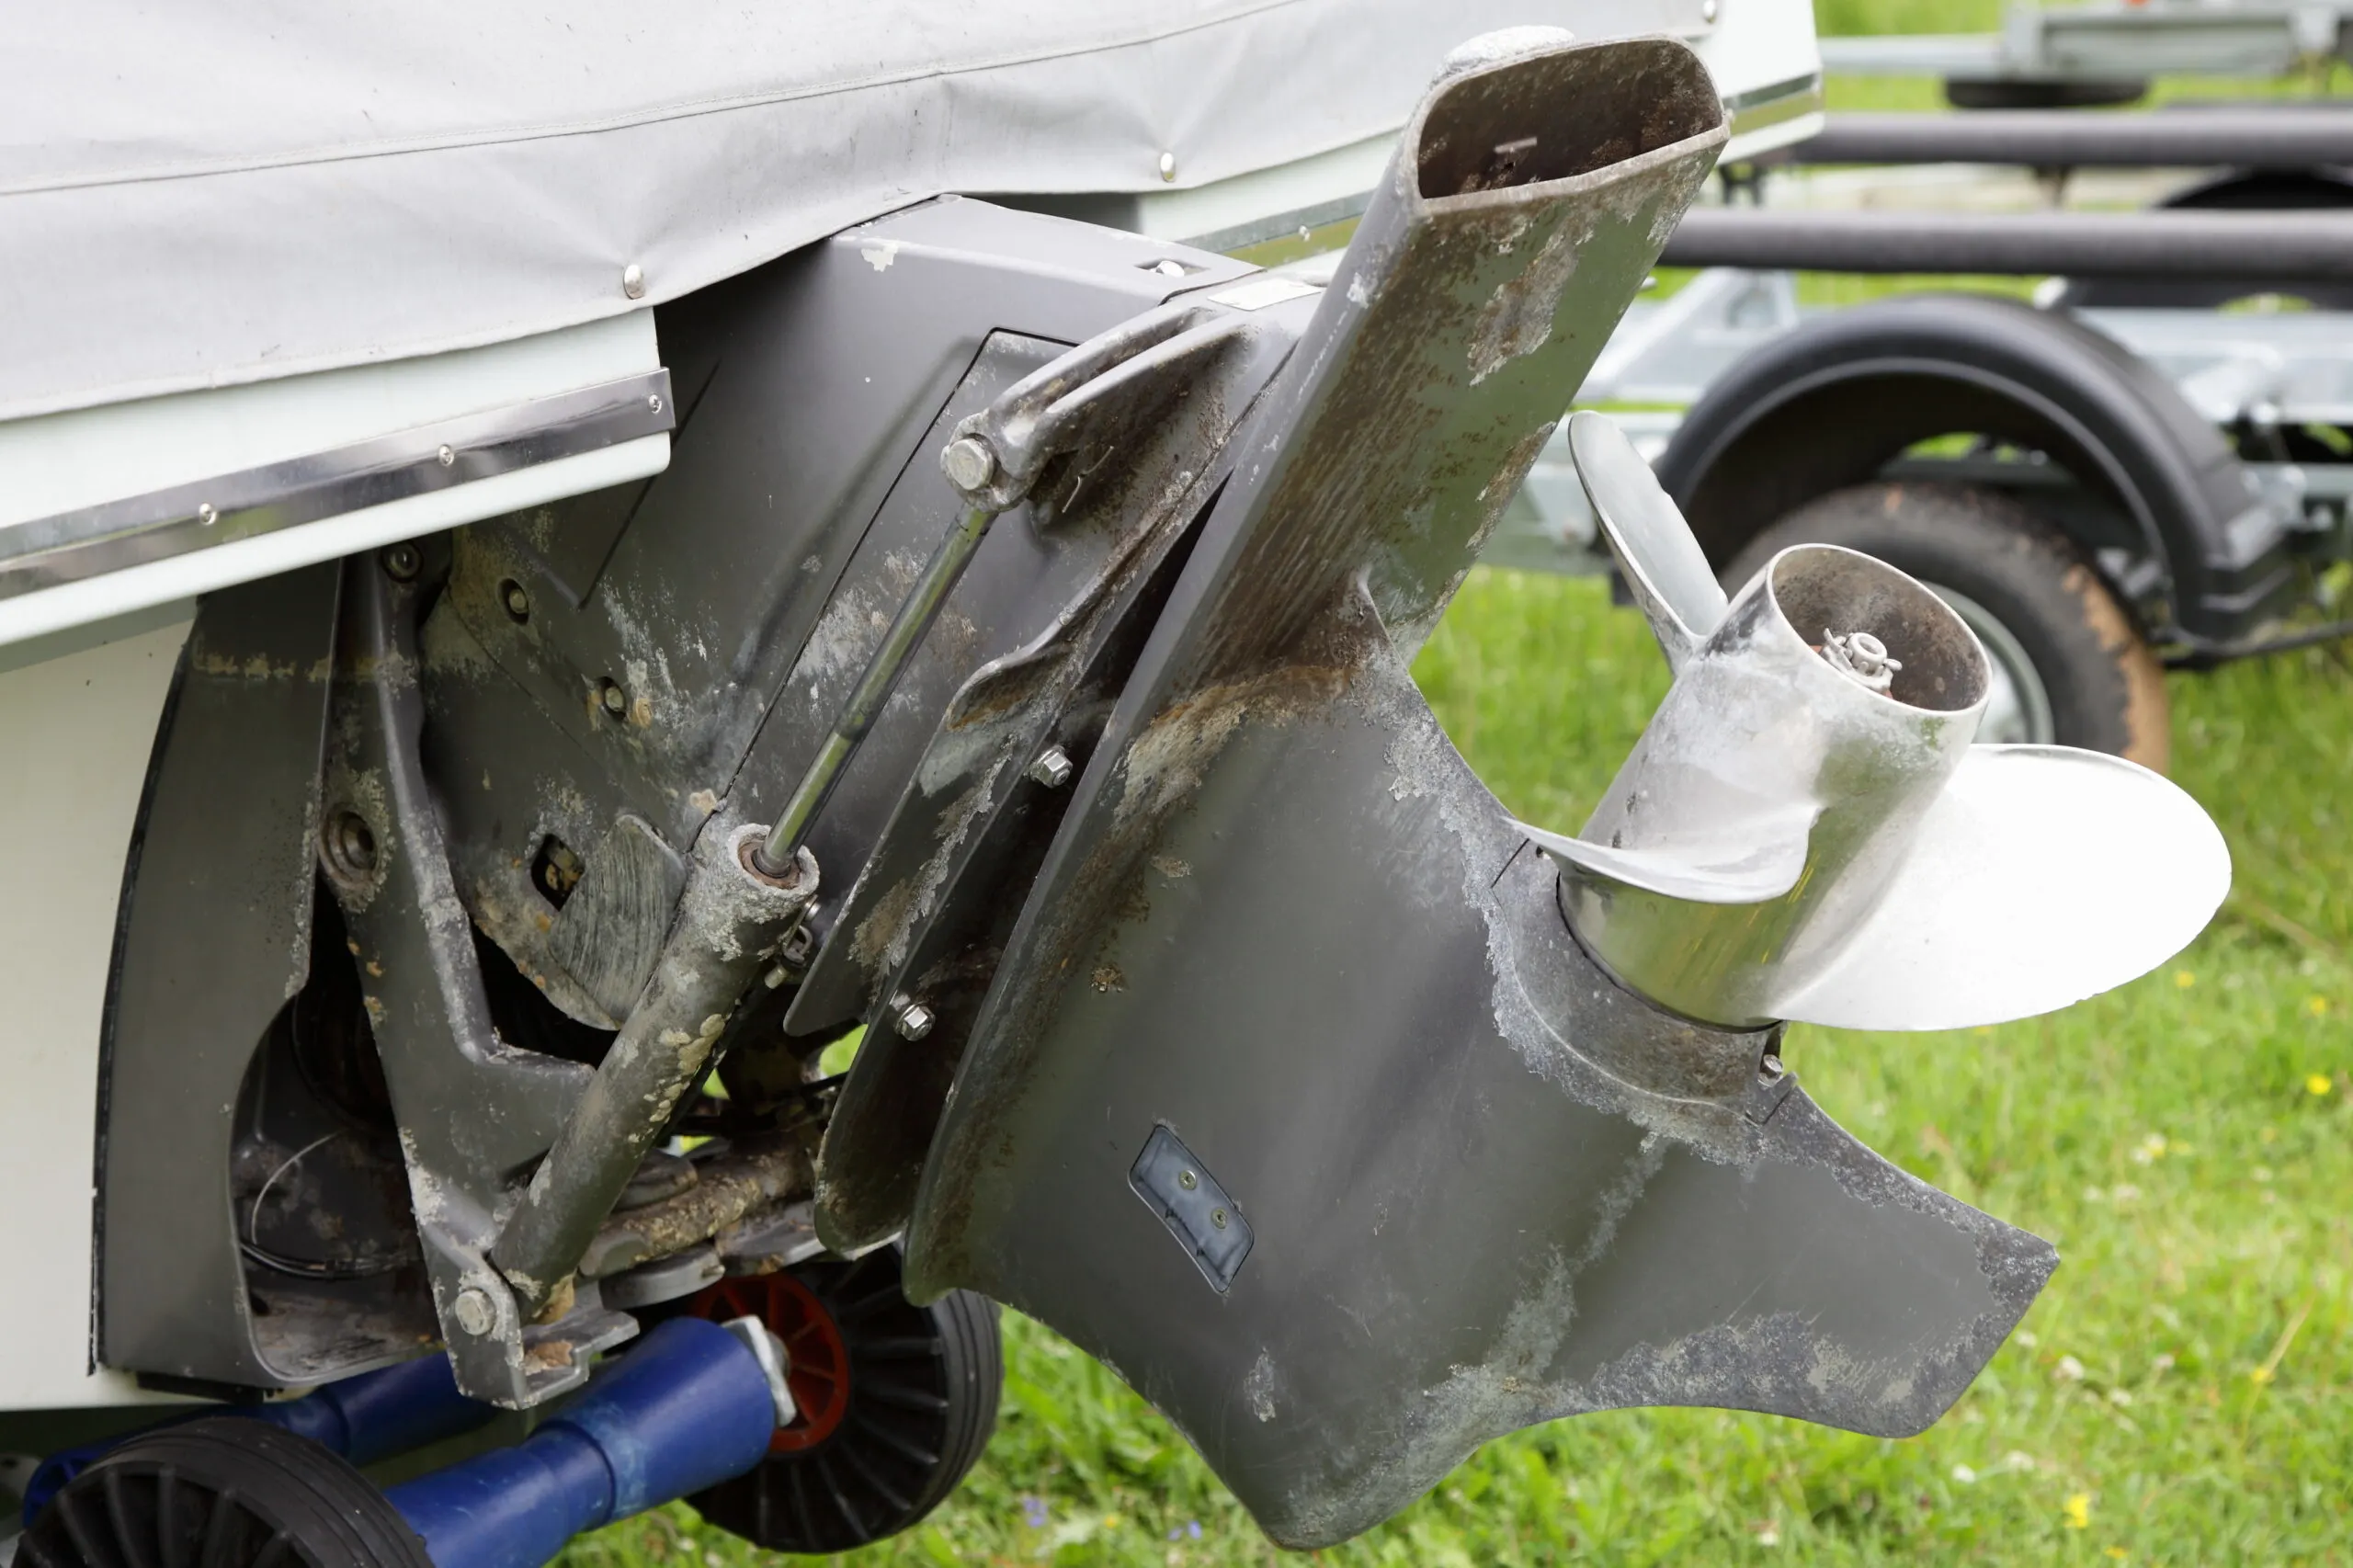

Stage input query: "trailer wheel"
[
  {"left": 1722, "top": 483, "right": 2170, "bottom": 767},
  {"left": 677, "top": 1246, "right": 1002, "bottom": 1555},
  {"left": 19, "top": 1418, "right": 430, "bottom": 1568}
]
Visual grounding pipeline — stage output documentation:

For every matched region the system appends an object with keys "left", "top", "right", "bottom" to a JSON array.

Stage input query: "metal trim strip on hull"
[{"left": 0, "top": 370, "right": 676, "bottom": 599}]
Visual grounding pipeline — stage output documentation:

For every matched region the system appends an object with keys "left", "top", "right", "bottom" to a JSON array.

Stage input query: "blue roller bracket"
[
  {"left": 387, "top": 1315, "right": 788, "bottom": 1568},
  {"left": 21, "top": 1344, "right": 496, "bottom": 1525}
]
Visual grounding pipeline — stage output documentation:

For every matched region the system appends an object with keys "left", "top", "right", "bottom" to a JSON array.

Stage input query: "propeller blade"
[
  {"left": 1569, "top": 411, "right": 1727, "bottom": 669},
  {"left": 1774, "top": 744, "right": 2231, "bottom": 1031},
  {"left": 1518, "top": 808, "right": 1814, "bottom": 904}
]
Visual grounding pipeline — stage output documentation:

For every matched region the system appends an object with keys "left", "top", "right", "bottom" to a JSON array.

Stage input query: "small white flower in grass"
[
  {"left": 2108, "top": 1387, "right": 2134, "bottom": 1406},
  {"left": 2152, "top": 1353, "right": 2176, "bottom": 1374},
  {"left": 2015, "top": 1331, "right": 2039, "bottom": 1349},
  {"left": 2001, "top": 1451, "right": 2039, "bottom": 1474},
  {"left": 1950, "top": 1463, "right": 1978, "bottom": 1484},
  {"left": 2054, "top": 1355, "right": 2086, "bottom": 1382},
  {"left": 2132, "top": 1133, "right": 2168, "bottom": 1165},
  {"left": 1756, "top": 1523, "right": 1781, "bottom": 1547}
]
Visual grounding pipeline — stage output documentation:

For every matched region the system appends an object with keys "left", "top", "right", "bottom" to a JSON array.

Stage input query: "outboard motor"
[{"left": 34, "top": 30, "right": 2227, "bottom": 1564}]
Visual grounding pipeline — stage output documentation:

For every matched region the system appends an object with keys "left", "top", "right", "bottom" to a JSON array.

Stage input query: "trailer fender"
[{"left": 1651, "top": 291, "right": 2296, "bottom": 643}]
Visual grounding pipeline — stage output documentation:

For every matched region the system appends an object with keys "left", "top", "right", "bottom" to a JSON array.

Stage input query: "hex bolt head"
[
  {"left": 892, "top": 999, "right": 936, "bottom": 1041},
  {"left": 452, "top": 1287, "right": 496, "bottom": 1337},
  {"left": 1760, "top": 1052, "right": 1787, "bottom": 1081},
  {"left": 1027, "top": 745, "right": 1075, "bottom": 789},
  {"left": 939, "top": 435, "right": 997, "bottom": 493},
  {"left": 622, "top": 263, "right": 647, "bottom": 300},
  {"left": 382, "top": 543, "right": 422, "bottom": 582}
]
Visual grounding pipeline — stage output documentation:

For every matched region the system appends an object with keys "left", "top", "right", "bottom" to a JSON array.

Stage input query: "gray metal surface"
[
  {"left": 1662, "top": 208, "right": 2353, "bottom": 282},
  {"left": 896, "top": 35, "right": 1972, "bottom": 1549},
  {"left": 96, "top": 564, "right": 380, "bottom": 1389},
  {"left": 323, "top": 556, "right": 622, "bottom": 1406},
  {"left": 0, "top": 373, "right": 672, "bottom": 599},
  {"left": 1790, "top": 108, "right": 2353, "bottom": 169}
]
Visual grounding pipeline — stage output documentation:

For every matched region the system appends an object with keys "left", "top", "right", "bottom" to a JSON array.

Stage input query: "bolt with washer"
[
  {"left": 1028, "top": 745, "right": 1075, "bottom": 789},
  {"left": 382, "top": 543, "right": 423, "bottom": 582},
  {"left": 451, "top": 1287, "right": 497, "bottom": 1337},
  {"left": 892, "top": 998, "right": 936, "bottom": 1041},
  {"left": 940, "top": 435, "right": 997, "bottom": 493}
]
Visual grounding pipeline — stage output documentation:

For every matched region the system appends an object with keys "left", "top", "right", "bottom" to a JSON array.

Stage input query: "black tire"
[
  {"left": 1722, "top": 483, "right": 2171, "bottom": 767},
  {"left": 20, "top": 1418, "right": 431, "bottom": 1568},
  {"left": 678, "top": 1247, "right": 1002, "bottom": 1555}
]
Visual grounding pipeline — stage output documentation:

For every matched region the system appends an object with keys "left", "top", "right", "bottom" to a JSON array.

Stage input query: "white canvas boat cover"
[{"left": 2, "top": 0, "right": 1773, "bottom": 425}]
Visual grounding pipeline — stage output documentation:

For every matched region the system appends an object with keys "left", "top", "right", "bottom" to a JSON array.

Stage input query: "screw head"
[
  {"left": 382, "top": 543, "right": 422, "bottom": 581},
  {"left": 1178, "top": 1169, "right": 1199, "bottom": 1191},
  {"left": 1210, "top": 1208, "right": 1229, "bottom": 1230},
  {"left": 1760, "top": 1052, "right": 1787, "bottom": 1082},
  {"left": 437, "top": 444, "right": 456, "bottom": 468},
  {"left": 195, "top": 502, "right": 218, "bottom": 527},
  {"left": 893, "top": 1000, "right": 936, "bottom": 1041},
  {"left": 1027, "top": 745, "right": 1074, "bottom": 789},
  {"left": 940, "top": 435, "right": 997, "bottom": 493},
  {"left": 452, "top": 1287, "right": 496, "bottom": 1337},
  {"left": 1158, "top": 151, "right": 1177, "bottom": 182},
  {"left": 622, "top": 263, "right": 647, "bottom": 300},
  {"left": 599, "top": 678, "right": 629, "bottom": 717},
  {"left": 648, "top": 392, "right": 665, "bottom": 415}
]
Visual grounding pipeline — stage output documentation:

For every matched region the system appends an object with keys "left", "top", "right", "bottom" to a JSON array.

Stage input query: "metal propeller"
[{"left": 1528, "top": 410, "right": 2230, "bottom": 1032}]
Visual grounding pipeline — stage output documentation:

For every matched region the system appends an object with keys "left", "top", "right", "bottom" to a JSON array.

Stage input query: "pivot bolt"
[
  {"left": 1027, "top": 745, "right": 1074, "bottom": 789},
  {"left": 322, "top": 810, "right": 379, "bottom": 884},
  {"left": 892, "top": 998, "right": 936, "bottom": 1041},
  {"left": 940, "top": 435, "right": 996, "bottom": 493},
  {"left": 1760, "top": 1052, "right": 1787, "bottom": 1082},
  {"left": 452, "top": 1287, "right": 496, "bottom": 1337}
]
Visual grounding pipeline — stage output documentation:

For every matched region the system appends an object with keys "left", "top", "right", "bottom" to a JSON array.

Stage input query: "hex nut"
[
  {"left": 939, "top": 435, "right": 996, "bottom": 493},
  {"left": 893, "top": 1000, "right": 936, "bottom": 1041},
  {"left": 1027, "top": 745, "right": 1075, "bottom": 789},
  {"left": 452, "top": 1287, "right": 496, "bottom": 1337}
]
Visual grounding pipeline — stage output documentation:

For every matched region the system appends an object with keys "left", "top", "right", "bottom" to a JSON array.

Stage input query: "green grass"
[{"left": 560, "top": 570, "right": 2353, "bottom": 1568}]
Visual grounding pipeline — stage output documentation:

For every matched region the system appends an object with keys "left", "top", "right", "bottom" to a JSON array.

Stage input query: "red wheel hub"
[{"left": 687, "top": 1272, "right": 853, "bottom": 1451}]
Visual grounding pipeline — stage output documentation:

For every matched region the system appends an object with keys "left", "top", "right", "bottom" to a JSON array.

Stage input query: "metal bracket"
[{"left": 324, "top": 552, "right": 619, "bottom": 1407}]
